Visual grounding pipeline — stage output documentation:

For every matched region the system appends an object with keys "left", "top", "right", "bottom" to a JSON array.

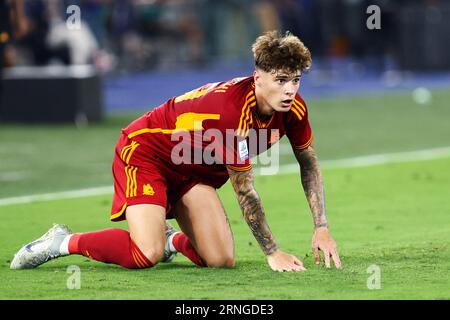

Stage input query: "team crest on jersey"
[{"left": 143, "top": 184, "right": 155, "bottom": 196}]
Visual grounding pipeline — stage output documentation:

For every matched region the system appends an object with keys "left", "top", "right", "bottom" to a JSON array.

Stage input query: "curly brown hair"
[{"left": 252, "top": 30, "right": 312, "bottom": 74}]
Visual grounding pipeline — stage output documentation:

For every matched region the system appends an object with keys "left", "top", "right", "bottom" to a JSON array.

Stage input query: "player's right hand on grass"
[
  {"left": 311, "top": 226, "right": 342, "bottom": 269},
  {"left": 267, "top": 250, "right": 306, "bottom": 272}
]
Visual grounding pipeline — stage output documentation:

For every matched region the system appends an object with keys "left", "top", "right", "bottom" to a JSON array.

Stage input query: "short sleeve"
[
  {"left": 226, "top": 135, "right": 252, "bottom": 171},
  {"left": 286, "top": 96, "right": 313, "bottom": 151},
  {"left": 202, "top": 77, "right": 255, "bottom": 172},
  {"left": 218, "top": 92, "right": 254, "bottom": 172}
]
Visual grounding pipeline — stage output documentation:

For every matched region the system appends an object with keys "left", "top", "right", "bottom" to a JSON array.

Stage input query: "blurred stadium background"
[
  {"left": 1, "top": 0, "right": 450, "bottom": 300},
  {"left": 1, "top": 0, "right": 450, "bottom": 119},
  {"left": 1, "top": 0, "right": 450, "bottom": 197}
]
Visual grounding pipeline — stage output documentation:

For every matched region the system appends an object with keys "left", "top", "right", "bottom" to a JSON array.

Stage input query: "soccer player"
[{"left": 11, "top": 31, "right": 341, "bottom": 272}]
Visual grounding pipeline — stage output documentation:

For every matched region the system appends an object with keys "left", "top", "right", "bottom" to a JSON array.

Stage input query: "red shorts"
[{"left": 110, "top": 133, "right": 198, "bottom": 221}]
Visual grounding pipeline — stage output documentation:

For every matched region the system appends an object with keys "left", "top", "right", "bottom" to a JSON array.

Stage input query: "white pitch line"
[
  {"left": 0, "top": 171, "right": 31, "bottom": 182},
  {"left": 263, "top": 146, "right": 450, "bottom": 175},
  {"left": 1, "top": 146, "right": 450, "bottom": 207},
  {"left": 322, "top": 146, "right": 450, "bottom": 168},
  {"left": 0, "top": 186, "right": 113, "bottom": 207}
]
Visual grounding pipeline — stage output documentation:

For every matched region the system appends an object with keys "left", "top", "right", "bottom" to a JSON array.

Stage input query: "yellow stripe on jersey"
[
  {"left": 110, "top": 203, "right": 127, "bottom": 221},
  {"left": 127, "top": 113, "right": 220, "bottom": 139},
  {"left": 237, "top": 93, "right": 253, "bottom": 135},
  {"left": 120, "top": 144, "right": 132, "bottom": 162},
  {"left": 85, "top": 250, "right": 92, "bottom": 259},
  {"left": 128, "top": 128, "right": 181, "bottom": 138},
  {"left": 132, "top": 166, "right": 138, "bottom": 197},
  {"left": 292, "top": 101, "right": 305, "bottom": 117},
  {"left": 290, "top": 105, "right": 303, "bottom": 121},
  {"left": 293, "top": 99, "right": 306, "bottom": 112},
  {"left": 227, "top": 164, "right": 253, "bottom": 172},
  {"left": 174, "top": 88, "right": 209, "bottom": 103},
  {"left": 237, "top": 92, "right": 255, "bottom": 136},
  {"left": 131, "top": 250, "right": 145, "bottom": 268},
  {"left": 254, "top": 114, "right": 261, "bottom": 128},
  {"left": 254, "top": 112, "right": 274, "bottom": 129},
  {"left": 125, "top": 165, "right": 138, "bottom": 198},
  {"left": 120, "top": 141, "right": 140, "bottom": 164},
  {"left": 125, "top": 166, "right": 131, "bottom": 198},
  {"left": 242, "top": 101, "right": 256, "bottom": 136},
  {"left": 294, "top": 133, "right": 313, "bottom": 150},
  {"left": 126, "top": 142, "right": 140, "bottom": 164},
  {"left": 237, "top": 96, "right": 256, "bottom": 136},
  {"left": 134, "top": 249, "right": 148, "bottom": 267},
  {"left": 134, "top": 249, "right": 150, "bottom": 267}
]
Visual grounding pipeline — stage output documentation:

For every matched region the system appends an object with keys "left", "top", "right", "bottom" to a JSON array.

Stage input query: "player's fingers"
[
  {"left": 292, "top": 255, "right": 301, "bottom": 265},
  {"left": 273, "top": 262, "right": 289, "bottom": 272},
  {"left": 292, "top": 266, "right": 304, "bottom": 272},
  {"left": 289, "top": 263, "right": 305, "bottom": 272},
  {"left": 292, "top": 257, "right": 306, "bottom": 271},
  {"left": 286, "top": 259, "right": 299, "bottom": 272},
  {"left": 281, "top": 265, "right": 293, "bottom": 272},
  {"left": 272, "top": 265, "right": 283, "bottom": 272},
  {"left": 271, "top": 261, "right": 296, "bottom": 272},
  {"left": 278, "top": 259, "right": 300, "bottom": 272},
  {"left": 269, "top": 262, "right": 279, "bottom": 272},
  {"left": 331, "top": 250, "right": 342, "bottom": 269},
  {"left": 323, "top": 250, "right": 331, "bottom": 268},
  {"left": 294, "top": 263, "right": 306, "bottom": 271},
  {"left": 312, "top": 246, "right": 321, "bottom": 265}
]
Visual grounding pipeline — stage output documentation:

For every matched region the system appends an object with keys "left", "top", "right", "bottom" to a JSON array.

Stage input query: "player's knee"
[
  {"left": 204, "top": 252, "right": 235, "bottom": 268},
  {"left": 134, "top": 241, "right": 165, "bottom": 266},
  {"left": 140, "top": 246, "right": 165, "bottom": 265}
]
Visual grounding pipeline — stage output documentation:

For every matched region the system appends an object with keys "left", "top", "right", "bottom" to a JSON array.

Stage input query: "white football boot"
[
  {"left": 10, "top": 224, "right": 72, "bottom": 269},
  {"left": 161, "top": 222, "right": 178, "bottom": 263}
]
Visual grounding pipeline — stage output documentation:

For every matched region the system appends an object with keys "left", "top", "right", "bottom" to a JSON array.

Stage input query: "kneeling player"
[{"left": 11, "top": 31, "right": 341, "bottom": 272}]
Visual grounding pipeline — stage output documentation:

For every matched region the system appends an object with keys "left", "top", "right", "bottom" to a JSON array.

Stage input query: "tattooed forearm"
[
  {"left": 294, "top": 145, "right": 328, "bottom": 228},
  {"left": 227, "top": 167, "right": 278, "bottom": 255}
]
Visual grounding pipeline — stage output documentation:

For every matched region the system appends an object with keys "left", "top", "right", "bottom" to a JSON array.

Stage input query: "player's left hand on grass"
[
  {"left": 311, "top": 226, "right": 342, "bottom": 269},
  {"left": 267, "top": 250, "right": 306, "bottom": 272}
]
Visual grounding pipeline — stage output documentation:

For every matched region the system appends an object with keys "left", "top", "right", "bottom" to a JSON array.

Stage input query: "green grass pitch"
[{"left": 1, "top": 89, "right": 449, "bottom": 299}]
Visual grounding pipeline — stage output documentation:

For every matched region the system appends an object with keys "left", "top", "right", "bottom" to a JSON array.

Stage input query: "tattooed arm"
[
  {"left": 226, "top": 167, "right": 278, "bottom": 255},
  {"left": 294, "top": 144, "right": 341, "bottom": 269},
  {"left": 227, "top": 166, "right": 305, "bottom": 272},
  {"left": 293, "top": 145, "right": 328, "bottom": 229}
]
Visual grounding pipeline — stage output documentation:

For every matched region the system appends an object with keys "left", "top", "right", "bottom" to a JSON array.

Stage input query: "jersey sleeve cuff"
[
  {"left": 293, "top": 133, "right": 313, "bottom": 150},
  {"left": 227, "top": 164, "right": 253, "bottom": 172}
]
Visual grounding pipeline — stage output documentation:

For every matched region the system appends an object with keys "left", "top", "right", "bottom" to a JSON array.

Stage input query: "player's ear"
[{"left": 253, "top": 70, "right": 260, "bottom": 82}]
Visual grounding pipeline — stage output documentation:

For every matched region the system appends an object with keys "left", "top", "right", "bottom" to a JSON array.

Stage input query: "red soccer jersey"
[{"left": 121, "top": 76, "right": 312, "bottom": 188}]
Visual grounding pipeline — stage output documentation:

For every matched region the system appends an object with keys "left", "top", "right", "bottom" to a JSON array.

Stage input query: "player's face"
[{"left": 254, "top": 69, "right": 301, "bottom": 114}]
